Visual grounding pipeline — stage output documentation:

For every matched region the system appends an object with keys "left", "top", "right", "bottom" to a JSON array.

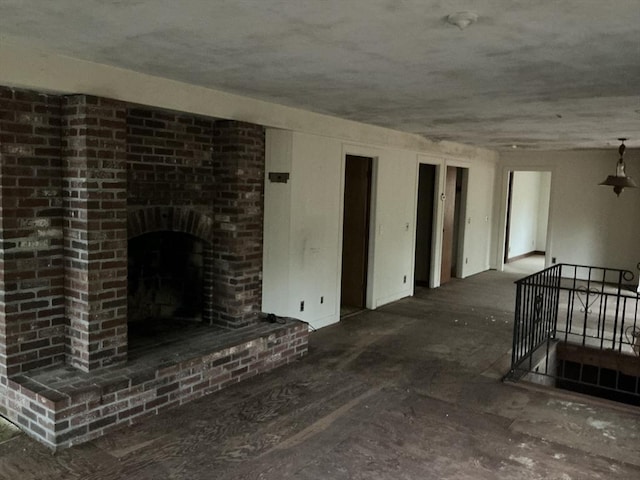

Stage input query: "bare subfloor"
[{"left": 1, "top": 270, "right": 639, "bottom": 479}]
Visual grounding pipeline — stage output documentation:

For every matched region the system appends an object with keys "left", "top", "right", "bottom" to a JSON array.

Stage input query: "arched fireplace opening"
[{"left": 128, "top": 231, "right": 210, "bottom": 351}]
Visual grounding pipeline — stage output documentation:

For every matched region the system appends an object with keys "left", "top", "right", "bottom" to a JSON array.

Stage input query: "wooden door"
[
  {"left": 440, "top": 166, "right": 457, "bottom": 284},
  {"left": 414, "top": 164, "right": 436, "bottom": 286},
  {"left": 341, "top": 155, "right": 372, "bottom": 308}
]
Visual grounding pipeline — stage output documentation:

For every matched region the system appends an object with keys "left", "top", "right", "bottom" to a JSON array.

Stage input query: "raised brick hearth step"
[{"left": 2, "top": 320, "right": 308, "bottom": 449}]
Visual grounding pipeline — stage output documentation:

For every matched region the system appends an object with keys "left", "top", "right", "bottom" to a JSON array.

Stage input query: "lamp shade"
[
  {"left": 599, "top": 175, "right": 638, "bottom": 188},
  {"left": 599, "top": 139, "right": 637, "bottom": 196}
]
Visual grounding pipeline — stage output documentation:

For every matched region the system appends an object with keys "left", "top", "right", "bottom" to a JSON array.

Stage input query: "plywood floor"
[{"left": 1, "top": 270, "right": 638, "bottom": 479}]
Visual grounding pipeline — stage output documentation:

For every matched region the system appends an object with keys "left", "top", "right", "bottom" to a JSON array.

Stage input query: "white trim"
[
  {"left": 456, "top": 167, "right": 470, "bottom": 278},
  {"left": 496, "top": 165, "right": 556, "bottom": 271},
  {"left": 414, "top": 155, "right": 444, "bottom": 290},
  {"left": 340, "top": 144, "right": 380, "bottom": 310}
]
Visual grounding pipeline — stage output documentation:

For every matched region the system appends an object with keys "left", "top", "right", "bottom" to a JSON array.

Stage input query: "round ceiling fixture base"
[{"left": 446, "top": 11, "right": 478, "bottom": 30}]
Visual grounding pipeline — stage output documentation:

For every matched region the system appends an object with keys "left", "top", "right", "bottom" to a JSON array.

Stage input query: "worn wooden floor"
[{"left": 1, "top": 270, "right": 639, "bottom": 479}]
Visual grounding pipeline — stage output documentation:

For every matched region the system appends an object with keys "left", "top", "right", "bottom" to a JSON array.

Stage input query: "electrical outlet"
[
  {"left": 465, "top": 257, "right": 468, "bottom": 264},
  {"left": 403, "top": 275, "right": 407, "bottom": 284},
  {"left": 300, "top": 301, "right": 304, "bottom": 312},
  {"left": 552, "top": 257, "right": 557, "bottom": 264}
]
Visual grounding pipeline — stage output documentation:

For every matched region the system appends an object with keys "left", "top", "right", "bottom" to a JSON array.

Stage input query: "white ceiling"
[{"left": 1, "top": 0, "right": 639, "bottom": 150}]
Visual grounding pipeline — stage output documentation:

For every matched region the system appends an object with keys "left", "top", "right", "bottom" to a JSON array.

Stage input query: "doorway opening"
[
  {"left": 504, "top": 170, "right": 551, "bottom": 266},
  {"left": 441, "top": 166, "right": 467, "bottom": 284},
  {"left": 414, "top": 163, "right": 437, "bottom": 287},
  {"left": 340, "top": 155, "right": 373, "bottom": 316}
]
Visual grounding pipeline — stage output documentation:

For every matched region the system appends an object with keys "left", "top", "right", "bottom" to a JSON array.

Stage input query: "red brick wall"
[
  {"left": 126, "top": 107, "right": 215, "bottom": 210},
  {"left": 0, "top": 85, "right": 300, "bottom": 451},
  {"left": 212, "top": 121, "right": 265, "bottom": 327},
  {"left": 62, "top": 95, "right": 128, "bottom": 371},
  {"left": 0, "top": 87, "right": 65, "bottom": 377},
  {"left": 1, "top": 87, "right": 266, "bottom": 377},
  {"left": 127, "top": 110, "right": 265, "bottom": 329}
]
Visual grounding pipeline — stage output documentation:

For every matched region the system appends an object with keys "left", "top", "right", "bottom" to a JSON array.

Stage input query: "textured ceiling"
[{"left": 1, "top": 0, "right": 639, "bottom": 150}]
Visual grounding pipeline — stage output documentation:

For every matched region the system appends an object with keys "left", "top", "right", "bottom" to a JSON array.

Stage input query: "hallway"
[{"left": 1, "top": 270, "right": 638, "bottom": 479}]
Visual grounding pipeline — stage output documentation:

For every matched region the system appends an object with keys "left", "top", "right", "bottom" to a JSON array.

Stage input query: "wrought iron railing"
[
  {"left": 510, "top": 263, "right": 562, "bottom": 371},
  {"left": 507, "top": 263, "right": 640, "bottom": 404}
]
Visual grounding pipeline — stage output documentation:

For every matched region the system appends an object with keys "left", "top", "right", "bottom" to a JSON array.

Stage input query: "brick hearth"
[
  {"left": 0, "top": 86, "right": 309, "bottom": 448},
  {"left": 6, "top": 320, "right": 308, "bottom": 449}
]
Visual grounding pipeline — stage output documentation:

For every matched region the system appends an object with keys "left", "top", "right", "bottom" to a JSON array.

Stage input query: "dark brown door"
[
  {"left": 440, "top": 166, "right": 457, "bottom": 284},
  {"left": 341, "top": 155, "right": 372, "bottom": 308},
  {"left": 414, "top": 164, "right": 436, "bottom": 286}
]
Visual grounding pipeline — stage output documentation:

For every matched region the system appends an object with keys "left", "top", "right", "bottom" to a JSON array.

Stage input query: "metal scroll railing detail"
[{"left": 507, "top": 263, "right": 640, "bottom": 404}]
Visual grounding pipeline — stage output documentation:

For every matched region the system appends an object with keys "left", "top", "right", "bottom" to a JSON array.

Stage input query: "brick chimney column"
[
  {"left": 211, "top": 121, "right": 265, "bottom": 328},
  {"left": 0, "top": 87, "right": 65, "bottom": 377},
  {"left": 62, "top": 95, "right": 127, "bottom": 371}
]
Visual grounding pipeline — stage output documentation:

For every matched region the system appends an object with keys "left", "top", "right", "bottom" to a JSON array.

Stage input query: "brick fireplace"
[{"left": 0, "top": 86, "right": 308, "bottom": 448}]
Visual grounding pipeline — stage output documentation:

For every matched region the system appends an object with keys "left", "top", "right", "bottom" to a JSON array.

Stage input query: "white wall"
[
  {"left": 509, "top": 171, "right": 540, "bottom": 257},
  {"left": 364, "top": 146, "right": 418, "bottom": 308},
  {"left": 497, "top": 150, "right": 640, "bottom": 273},
  {"left": 461, "top": 158, "right": 497, "bottom": 276},
  {"left": 288, "top": 133, "right": 344, "bottom": 326},
  {"left": 263, "top": 131, "right": 344, "bottom": 329},
  {"left": 263, "top": 133, "right": 424, "bottom": 328},
  {"left": 508, "top": 171, "right": 550, "bottom": 258},
  {"left": 262, "top": 130, "right": 293, "bottom": 316},
  {"left": 264, "top": 134, "right": 498, "bottom": 329}
]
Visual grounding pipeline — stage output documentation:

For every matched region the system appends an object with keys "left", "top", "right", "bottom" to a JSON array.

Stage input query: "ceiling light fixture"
[
  {"left": 446, "top": 11, "right": 478, "bottom": 30},
  {"left": 599, "top": 138, "right": 637, "bottom": 196}
]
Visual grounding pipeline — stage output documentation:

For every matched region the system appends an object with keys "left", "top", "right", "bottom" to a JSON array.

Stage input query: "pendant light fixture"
[{"left": 599, "top": 138, "right": 637, "bottom": 196}]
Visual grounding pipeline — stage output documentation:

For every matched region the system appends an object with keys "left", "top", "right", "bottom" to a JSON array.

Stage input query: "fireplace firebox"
[{"left": 128, "top": 232, "right": 204, "bottom": 323}]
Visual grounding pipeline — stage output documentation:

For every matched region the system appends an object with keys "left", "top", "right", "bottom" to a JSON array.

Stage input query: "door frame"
[
  {"left": 440, "top": 166, "right": 458, "bottom": 284},
  {"left": 413, "top": 160, "right": 441, "bottom": 289},
  {"left": 441, "top": 166, "right": 470, "bottom": 282},
  {"left": 496, "top": 165, "right": 555, "bottom": 271},
  {"left": 454, "top": 167, "right": 469, "bottom": 278},
  {"left": 504, "top": 171, "right": 514, "bottom": 263},
  {"left": 413, "top": 155, "right": 471, "bottom": 289},
  {"left": 338, "top": 146, "right": 379, "bottom": 310},
  {"left": 340, "top": 155, "right": 373, "bottom": 309}
]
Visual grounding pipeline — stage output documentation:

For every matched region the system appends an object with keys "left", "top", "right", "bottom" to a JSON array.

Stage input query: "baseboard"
[{"left": 506, "top": 250, "right": 544, "bottom": 264}]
